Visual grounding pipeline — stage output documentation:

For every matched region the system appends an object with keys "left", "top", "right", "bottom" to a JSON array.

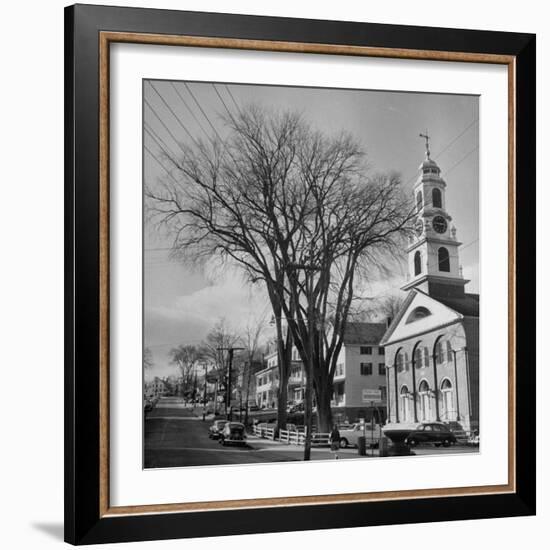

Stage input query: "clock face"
[
  {"left": 432, "top": 216, "right": 448, "bottom": 234},
  {"left": 415, "top": 218, "right": 424, "bottom": 236}
]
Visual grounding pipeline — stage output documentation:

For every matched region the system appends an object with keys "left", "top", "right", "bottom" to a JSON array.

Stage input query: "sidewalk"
[{"left": 246, "top": 433, "right": 371, "bottom": 459}]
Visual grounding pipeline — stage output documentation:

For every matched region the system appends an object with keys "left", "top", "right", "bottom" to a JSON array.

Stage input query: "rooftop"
[{"left": 343, "top": 322, "right": 388, "bottom": 345}]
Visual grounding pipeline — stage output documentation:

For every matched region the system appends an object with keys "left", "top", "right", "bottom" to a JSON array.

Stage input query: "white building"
[
  {"left": 255, "top": 323, "right": 388, "bottom": 422},
  {"left": 381, "top": 138, "right": 479, "bottom": 433}
]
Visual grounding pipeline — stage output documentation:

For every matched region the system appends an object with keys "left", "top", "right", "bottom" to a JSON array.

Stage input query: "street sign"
[{"left": 362, "top": 389, "right": 382, "bottom": 402}]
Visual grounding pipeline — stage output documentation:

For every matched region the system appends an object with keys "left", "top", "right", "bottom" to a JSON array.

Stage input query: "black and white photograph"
[{"left": 142, "top": 81, "right": 480, "bottom": 468}]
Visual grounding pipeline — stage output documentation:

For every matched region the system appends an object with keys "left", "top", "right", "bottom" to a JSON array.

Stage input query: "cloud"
[{"left": 145, "top": 272, "right": 269, "bottom": 348}]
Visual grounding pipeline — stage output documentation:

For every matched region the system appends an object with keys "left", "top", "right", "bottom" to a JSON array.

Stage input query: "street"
[{"left": 144, "top": 398, "right": 477, "bottom": 468}]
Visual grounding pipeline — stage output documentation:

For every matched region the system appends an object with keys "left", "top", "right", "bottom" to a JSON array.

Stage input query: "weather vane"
[{"left": 419, "top": 130, "right": 431, "bottom": 158}]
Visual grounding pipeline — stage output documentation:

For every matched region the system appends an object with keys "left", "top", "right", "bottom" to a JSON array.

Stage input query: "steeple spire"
[{"left": 419, "top": 130, "right": 431, "bottom": 159}]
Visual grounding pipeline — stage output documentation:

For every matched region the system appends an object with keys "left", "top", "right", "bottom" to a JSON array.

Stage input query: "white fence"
[{"left": 255, "top": 426, "right": 330, "bottom": 447}]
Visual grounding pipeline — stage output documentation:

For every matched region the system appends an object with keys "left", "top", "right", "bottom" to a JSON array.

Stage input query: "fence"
[{"left": 255, "top": 426, "right": 330, "bottom": 447}]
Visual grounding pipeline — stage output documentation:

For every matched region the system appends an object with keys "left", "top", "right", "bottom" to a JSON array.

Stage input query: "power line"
[
  {"left": 212, "top": 83, "right": 236, "bottom": 123},
  {"left": 183, "top": 82, "right": 223, "bottom": 141},
  {"left": 144, "top": 145, "right": 178, "bottom": 183},
  {"left": 402, "top": 118, "right": 479, "bottom": 188},
  {"left": 433, "top": 119, "right": 478, "bottom": 160},
  {"left": 144, "top": 97, "right": 187, "bottom": 154},
  {"left": 148, "top": 81, "right": 201, "bottom": 147},
  {"left": 144, "top": 125, "right": 180, "bottom": 169},
  {"left": 170, "top": 81, "right": 213, "bottom": 142},
  {"left": 224, "top": 84, "right": 241, "bottom": 113}
]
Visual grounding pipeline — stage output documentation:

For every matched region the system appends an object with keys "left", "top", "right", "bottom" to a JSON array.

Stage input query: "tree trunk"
[{"left": 315, "top": 381, "right": 333, "bottom": 434}]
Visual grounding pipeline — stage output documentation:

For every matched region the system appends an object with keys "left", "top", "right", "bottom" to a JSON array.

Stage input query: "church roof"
[
  {"left": 343, "top": 322, "right": 387, "bottom": 345},
  {"left": 435, "top": 293, "right": 479, "bottom": 317}
]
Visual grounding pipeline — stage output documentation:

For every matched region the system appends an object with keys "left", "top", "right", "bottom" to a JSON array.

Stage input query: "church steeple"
[{"left": 402, "top": 134, "right": 469, "bottom": 298}]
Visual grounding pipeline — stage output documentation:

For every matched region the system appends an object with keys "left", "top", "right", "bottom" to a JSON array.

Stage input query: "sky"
[{"left": 143, "top": 80, "right": 479, "bottom": 379}]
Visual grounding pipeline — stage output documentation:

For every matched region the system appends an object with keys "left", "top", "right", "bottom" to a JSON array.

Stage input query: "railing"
[{"left": 254, "top": 427, "right": 329, "bottom": 446}]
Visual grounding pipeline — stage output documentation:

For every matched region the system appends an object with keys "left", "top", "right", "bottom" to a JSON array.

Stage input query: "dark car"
[
  {"left": 405, "top": 423, "right": 457, "bottom": 447},
  {"left": 144, "top": 399, "right": 153, "bottom": 413},
  {"left": 219, "top": 422, "right": 247, "bottom": 446},
  {"left": 208, "top": 419, "right": 228, "bottom": 439}
]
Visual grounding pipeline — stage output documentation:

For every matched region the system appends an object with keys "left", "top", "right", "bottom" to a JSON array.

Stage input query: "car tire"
[
  {"left": 339, "top": 438, "right": 349, "bottom": 449},
  {"left": 408, "top": 438, "right": 418, "bottom": 447},
  {"left": 435, "top": 442, "right": 441, "bottom": 447},
  {"left": 443, "top": 439, "right": 451, "bottom": 447}
]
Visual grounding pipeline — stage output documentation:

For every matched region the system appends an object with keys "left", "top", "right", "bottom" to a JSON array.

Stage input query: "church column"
[
  {"left": 432, "top": 346, "right": 441, "bottom": 422},
  {"left": 411, "top": 352, "right": 419, "bottom": 423},
  {"left": 452, "top": 349, "right": 461, "bottom": 422},
  {"left": 393, "top": 363, "right": 399, "bottom": 423}
]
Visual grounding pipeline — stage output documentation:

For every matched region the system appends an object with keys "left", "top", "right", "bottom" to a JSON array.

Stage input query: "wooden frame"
[{"left": 65, "top": 4, "right": 535, "bottom": 545}]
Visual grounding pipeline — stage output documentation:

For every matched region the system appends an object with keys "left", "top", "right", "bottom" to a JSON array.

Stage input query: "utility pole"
[{"left": 217, "top": 347, "right": 244, "bottom": 421}]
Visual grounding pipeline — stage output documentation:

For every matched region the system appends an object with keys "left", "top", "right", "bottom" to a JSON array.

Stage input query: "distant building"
[
  {"left": 255, "top": 322, "right": 388, "bottom": 423},
  {"left": 144, "top": 376, "right": 168, "bottom": 399},
  {"left": 380, "top": 139, "right": 479, "bottom": 433}
]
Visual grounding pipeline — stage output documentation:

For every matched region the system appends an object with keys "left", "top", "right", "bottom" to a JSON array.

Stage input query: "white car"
[{"left": 338, "top": 423, "right": 381, "bottom": 449}]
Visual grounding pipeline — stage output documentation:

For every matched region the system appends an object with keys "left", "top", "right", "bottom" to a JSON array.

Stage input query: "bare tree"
[
  {"left": 143, "top": 347, "right": 154, "bottom": 370},
  {"left": 239, "top": 313, "right": 267, "bottom": 425},
  {"left": 169, "top": 344, "right": 204, "bottom": 400},
  {"left": 147, "top": 105, "right": 414, "bottom": 456},
  {"left": 376, "top": 294, "right": 405, "bottom": 324},
  {"left": 203, "top": 318, "right": 241, "bottom": 413}
]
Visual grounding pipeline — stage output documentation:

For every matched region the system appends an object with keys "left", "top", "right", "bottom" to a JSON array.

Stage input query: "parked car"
[
  {"left": 405, "top": 423, "right": 457, "bottom": 447},
  {"left": 219, "top": 422, "right": 247, "bottom": 446},
  {"left": 143, "top": 400, "right": 153, "bottom": 413},
  {"left": 338, "top": 423, "right": 381, "bottom": 449},
  {"left": 208, "top": 419, "right": 228, "bottom": 439},
  {"left": 248, "top": 404, "right": 260, "bottom": 412}
]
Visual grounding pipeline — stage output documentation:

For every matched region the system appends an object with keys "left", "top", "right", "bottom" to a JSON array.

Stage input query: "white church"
[{"left": 381, "top": 136, "right": 479, "bottom": 434}]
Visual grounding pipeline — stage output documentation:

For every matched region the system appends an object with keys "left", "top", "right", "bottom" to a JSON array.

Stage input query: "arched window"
[
  {"left": 400, "top": 385, "right": 410, "bottom": 422},
  {"left": 440, "top": 378, "right": 454, "bottom": 421},
  {"left": 419, "top": 380, "right": 430, "bottom": 393},
  {"left": 438, "top": 247, "right": 450, "bottom": 272},
  {"left": 423, "top": 347, "right": 430, "bottom": 368},
  {"left": 405, "top": 306, "right": 432, "bottom": 324},
  {"left": 414, "top": 251, "right": 422, "bottom": 276},
  {"left": 416, "top": 191, "right": 423, "bottom": 212},
  {"left": 435, "top": 339, "right": 445, "bottom": 364},
  {"left": 446, "top": 341, "right": 453, "bottom": 362},
  {"left": 418, "top": 380, "right": 431, "bottom": 421},
  {"left": 432, "top": 188, "right": 442, "bottom": 208},
  {"left": 395, "top": 350, "right": 404, "bottom": 373},
  {"left": 414, "top": 346, "right": 423, "bottom": 369}
]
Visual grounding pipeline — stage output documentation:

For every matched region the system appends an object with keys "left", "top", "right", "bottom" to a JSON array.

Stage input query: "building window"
[
  {"left": 378, "top": 363, "right": 385, "bottom": 375},
  {"left": 423, "top": 347, "right": 430, "bottom": 367},
  {"left": 416, "top": 190, "right": 423, "bottom": 212},
  {"left": 435, "top": 340, "right": 445, "bottom": 364},
  {"left": 379, "top": 386, "right": 387, "bottom": 401},
  {"left": 360, "top": 346, "right": 372, "bottom": 355},
  {"left": 414, "top": 346, "right": 424, "bottom": 369},
  {"left": 414, "top": 251, "right": 422, "bottom": 276},
  {"left": 379, "top": 347, "right": 385, "bottom": 355},
  {"left": 360, "top": 363, "right": 373, "bottom": 375},
  {"left": 335, "top": 363, "right": 345, "bottom": 377},
  {"left": 432, "top": 187, "right": 442, "bottom": 208},
  {"left": 396, "top": 351, "right": 404, "bottom": 372},
  {"left": 405, "top": 306, "right": 432, "bottom": 324},
  {"left": 438, "top": 247, "right": 450, "bottom": 272},
  {"left": 446, "top": 341, "right": 453, "bottom": 362}
]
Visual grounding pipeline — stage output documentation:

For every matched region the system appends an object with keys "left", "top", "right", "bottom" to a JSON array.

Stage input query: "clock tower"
[{"left": 402, "top": 133, "right": 469, "bottom": 298}]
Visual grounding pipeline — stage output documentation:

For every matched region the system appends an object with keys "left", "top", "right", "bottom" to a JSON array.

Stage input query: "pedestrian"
[{"left": 330, "top": 424, "right": 341, "bottom": 459}]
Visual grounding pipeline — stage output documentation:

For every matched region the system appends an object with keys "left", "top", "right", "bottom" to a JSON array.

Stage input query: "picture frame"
[{"left": 64, "top": 3, "right": 536, "bottom": 545}]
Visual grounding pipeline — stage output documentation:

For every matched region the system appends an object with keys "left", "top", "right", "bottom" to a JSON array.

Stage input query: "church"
[{"left": 380, "top": 136, "right": 479, "bottom": 435}]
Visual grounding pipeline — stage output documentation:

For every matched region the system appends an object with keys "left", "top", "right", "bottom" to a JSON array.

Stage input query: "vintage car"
[
  {"left": 338, "top": 423, "right": 381, "bottom": 449},
  {"left": 404, "top": 423, "right": 457, "bottom": 447},
  {"left": 208, "top": 419, "right": 228, "bottom": 439},
  {"left": 218, "top": 422, "right": 247, "bottom": 446}
]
